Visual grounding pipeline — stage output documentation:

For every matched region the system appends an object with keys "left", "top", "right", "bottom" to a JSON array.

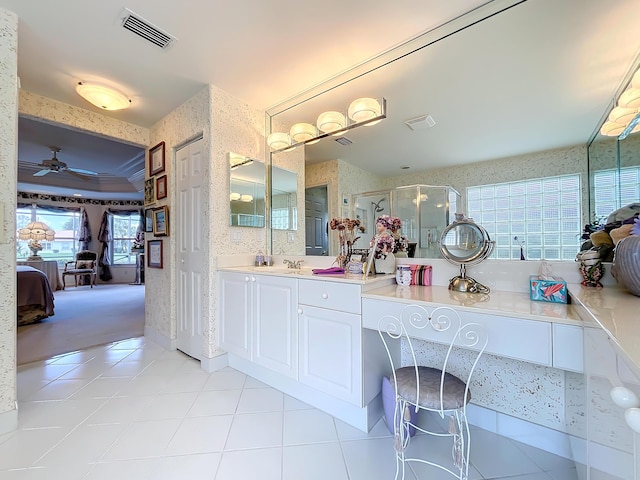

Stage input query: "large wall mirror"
[{"left": 267, "top": 0, "right": 640, "bottom": 260}]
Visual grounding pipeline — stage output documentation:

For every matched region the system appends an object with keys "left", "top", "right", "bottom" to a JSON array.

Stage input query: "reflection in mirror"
[
  {"left": 267, "top": 1, "right": 640, "bottom": 259},
  {"left": 271, "top": 166, "right": 298, "bottom": 231},
  {"left": 229, "top": 152, "right": 265, "bottom": 228}
]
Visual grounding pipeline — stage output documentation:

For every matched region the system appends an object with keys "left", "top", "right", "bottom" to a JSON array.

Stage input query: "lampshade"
[
  {"left": 290, "top": 123, "right": 318, "bottom": 143},
  {"left": 609, "top": 106, "right": 638, "bottom": 125},
  {"left": 267, "top": 132, "right": 291, "bottom": 150},
  {"left": 618, "top": 88, "right": 640, "bottom": 109},
  {"left": 18, "top": 221, "right": 55, "bottom": 241},
  {"left": 348, "top": 98, "right": 382, "bottom": 126},
  {"left": 76, "top": 82, "right": 131, "bottom": 110},
  {"left": 240, "top": 194, "right": 253, "bottom": 202},
  {"left": 317, "top": 111, "right": 346, "bottom": 135},
  {"left": 600, "top": 120, "right": 626, "bottom": 137},
  {"left": 229, "top": 192, "right": 241, "bottom": 201}
]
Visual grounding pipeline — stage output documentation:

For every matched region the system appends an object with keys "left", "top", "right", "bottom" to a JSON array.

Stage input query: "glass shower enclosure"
[{"left": 351, "top": 185, "right": 460, "bottom": 258}]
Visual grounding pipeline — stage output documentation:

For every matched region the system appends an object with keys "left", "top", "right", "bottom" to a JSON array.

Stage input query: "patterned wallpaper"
[
  {"left": 147, "top": 84, "right": 267, "bottom": 358},
  {"left": 0, "top": 7, "right": 17, "bottom": 422},
  {"left": 383, "top": 144, "right": 590, "bottom": 225}
]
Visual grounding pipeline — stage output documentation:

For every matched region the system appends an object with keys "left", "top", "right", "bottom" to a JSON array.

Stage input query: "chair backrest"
[
  {"left": 378, "top": 304, "right": 488, "bottom": 415},
  {"left": 75, "top": 250, "right": 97, "bottom": 269}
]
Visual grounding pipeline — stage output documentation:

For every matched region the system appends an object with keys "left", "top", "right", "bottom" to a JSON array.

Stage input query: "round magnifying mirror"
[{"left": 439, "top": 220, "right": 494, "bottom": 293}]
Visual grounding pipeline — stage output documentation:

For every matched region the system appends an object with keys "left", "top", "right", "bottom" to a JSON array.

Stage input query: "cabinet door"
[
  {"left": 254, "top": 275, "right": 298, "bottom": 378},
  {"left": 298, "top": 304, "right": 362, "bottom": 405},
  {"left": 218, "top": 272, "right": 252, "bottom": 359}
]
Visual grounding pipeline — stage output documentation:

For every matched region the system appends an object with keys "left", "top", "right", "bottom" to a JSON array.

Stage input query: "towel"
[{"left": 312, "top": 267, "right": 345, "bottom": 275}]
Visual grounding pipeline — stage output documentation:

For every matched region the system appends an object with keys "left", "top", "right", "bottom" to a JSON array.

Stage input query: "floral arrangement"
[
  {"left": 374, "top": 215, "right": 407, "bottom": 255},
  {"left": 330, "top": 217, "right": 365, "bottom": 266},
  {"left": 373, "top": 232, "right": 395, "bottom": 259},
  {"left": 375, "top": 215, "right": 402, "bottom": 231}
]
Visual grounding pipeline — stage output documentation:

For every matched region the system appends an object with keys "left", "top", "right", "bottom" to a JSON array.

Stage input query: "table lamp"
[{"left": 18, "top": 221, "right": 55, "bottom": 261}]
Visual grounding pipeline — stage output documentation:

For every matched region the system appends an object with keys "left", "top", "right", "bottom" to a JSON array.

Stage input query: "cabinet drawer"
[
  {"left": 552, "top": 324, "right": 583, "bottom": 373},
  {"left": 362, "top": 298, "right": 552, "bottom": 366},
  {"left": 298, "top": 279, "right": 361, "bottom": 314}
]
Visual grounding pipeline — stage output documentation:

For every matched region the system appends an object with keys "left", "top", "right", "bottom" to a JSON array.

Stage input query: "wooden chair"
[
  {"left": 62, "top": 250, "right": 98, "bottom": 290},
  {"left": 378, "top": 304, "right": 488, "bottom": 480}
]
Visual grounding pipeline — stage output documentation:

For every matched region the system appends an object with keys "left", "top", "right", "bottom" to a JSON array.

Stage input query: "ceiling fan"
[{"left": 33, "top": 146, "right": 98, "bottom": 181}]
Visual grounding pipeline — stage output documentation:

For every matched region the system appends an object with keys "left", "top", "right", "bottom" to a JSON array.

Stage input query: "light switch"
[
  {"left": 231, "top": 230, "right": 242, "bottom": 243},
  {"left": 287, "top": 232, "right": 295, "bottom": 243}
]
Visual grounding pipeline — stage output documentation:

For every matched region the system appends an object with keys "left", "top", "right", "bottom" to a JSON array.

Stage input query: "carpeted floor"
[{"left": 17, "top": 283, "right": 145, "bottom": 365}]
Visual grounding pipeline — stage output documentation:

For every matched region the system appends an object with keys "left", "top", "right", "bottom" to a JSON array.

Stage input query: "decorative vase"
[
  {"left": 612, "top": 235, "right": 640, "bottom": 296},
  {"left": 375, "top": 252, "right": 396, "bottom": 274}
]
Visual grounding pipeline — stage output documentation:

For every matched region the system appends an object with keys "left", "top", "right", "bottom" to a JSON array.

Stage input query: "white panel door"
[
  {"left": 176, "top": 138, "right": 205, "bottom": 359},
  {"left": 253, "top": 275, "right": 298, "bottom": 378},
  {"left": 298, "top": 304, "right": 362, "bottom": 405}
]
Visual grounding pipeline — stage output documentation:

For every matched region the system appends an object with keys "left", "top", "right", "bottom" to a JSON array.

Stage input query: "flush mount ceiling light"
[
  {"left": 76, "top": 82, "right": 131, "bottom": 110},
  {"left": 348, "top": 98, "right": 382, "bottom": 126},
  {"left": 268, "top": 97, "right": 386, "bottom": 152}
]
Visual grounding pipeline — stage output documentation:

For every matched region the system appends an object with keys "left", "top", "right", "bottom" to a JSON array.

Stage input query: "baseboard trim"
[
  {"left": 200, "top": 353, "right": 229, "bottom": 373},
  {"left": 0, "top": 407, "right": 18, "bottom": 436},
  {"left": 143, "top": 326, "right": 175, "bottom": 351},
  {"left": 466, "top": 403, "right": 581, "bottom": 460}
]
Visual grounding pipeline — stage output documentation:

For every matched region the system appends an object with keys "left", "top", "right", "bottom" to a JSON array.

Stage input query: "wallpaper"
[
  {"left": 0, "top": 7, "right": 18, "bottom": 423},
  {"left": 383, "top": 144, "right": 589, "bottom": 225}
]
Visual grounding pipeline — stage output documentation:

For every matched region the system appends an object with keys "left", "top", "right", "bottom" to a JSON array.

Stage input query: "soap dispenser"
[{"left": 255, "top": 250, "right": 264, "bottom": 266}]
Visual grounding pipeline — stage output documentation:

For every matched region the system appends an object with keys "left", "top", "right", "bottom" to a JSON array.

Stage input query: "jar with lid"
[{"left": 396, "top": 265, "right": 411, "bottom": 286}]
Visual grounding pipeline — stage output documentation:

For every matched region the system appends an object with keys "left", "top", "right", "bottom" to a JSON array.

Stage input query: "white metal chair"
[{"left": 378, "top": 304, "right": 488, "bottom": 480}]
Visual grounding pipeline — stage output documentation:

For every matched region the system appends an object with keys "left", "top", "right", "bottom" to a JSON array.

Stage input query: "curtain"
[
  {"left": 98, "top": 211, "right": 113, "bottom": 281},
  {"left": 78, "top": 207, "right": 91, "bottom": 251}
]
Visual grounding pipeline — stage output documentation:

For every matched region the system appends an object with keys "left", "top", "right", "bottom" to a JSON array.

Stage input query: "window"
[
  {"left": 466, "top": 174, "right": 582, "bottom": 261},
  {"left": 592, "top": 166, "right": 640, "bottom": 221},
  {"left": 111, "top": 212, "right": 141, "bottom": 264},
  {"left": 271, "top": 207, "right": 298, "bottom": 230},
  {"left": 16, "top": 205, "right": 82, "bottom": 265}
]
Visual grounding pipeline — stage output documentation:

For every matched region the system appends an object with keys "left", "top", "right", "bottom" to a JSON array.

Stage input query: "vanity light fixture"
[
  {"left": 268, "top": 97, "right": 386, "bottom": 152},
  {"left": 317, "top": 111, "right": 347, "bottom": 136},
  {"left": 229, "top": 192, "right": 241, "bottom": 201},
  {"left": 290, "top": 123, "right": 319, "bottom": 144},
  {"left": 76, "top": 82, "right": 131, "bottom": 110},
  {"left": 267, "top": 132, "right": 292, "bottom": 150},
  {"left": 601, "top": 66, "right": 640, "bottom": 138},
  {"left": 348, "top": 97, "right": 383, "bottom": 126},
  {"left": 240, "top": 194, "right": 254, "bottom": 202},
  {"left": 229, "top": 153, "right": 253, "bottom": 170}
]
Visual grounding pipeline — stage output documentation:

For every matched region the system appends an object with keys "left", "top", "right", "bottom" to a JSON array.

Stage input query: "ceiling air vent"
[
  {"left": 119, "top": 8, "right": 176, "bottom": 50},
  {"left": 405, "top": 115, "right": 436, "bottom": 131},
  {"left": 335, "top": 137, "right": 353, "bottom": 146}
]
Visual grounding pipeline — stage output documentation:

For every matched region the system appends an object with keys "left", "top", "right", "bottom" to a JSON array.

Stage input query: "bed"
[{"left": 17, "top": 265, "right": 55, "bottom": 326}]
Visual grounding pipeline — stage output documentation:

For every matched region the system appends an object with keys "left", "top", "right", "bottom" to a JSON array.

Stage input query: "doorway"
[{"left": 305, "top": 185, "right": 328, "bottom": 256}]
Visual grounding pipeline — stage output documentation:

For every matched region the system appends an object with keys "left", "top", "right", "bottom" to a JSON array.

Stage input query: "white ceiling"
[{"left": 4, "top": 0, "right": 640, "bottom": 198}]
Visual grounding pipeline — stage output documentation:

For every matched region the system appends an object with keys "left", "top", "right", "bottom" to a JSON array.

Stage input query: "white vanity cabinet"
[
  {"left": 584, "top": 325, "right": 640, "bottom": 479},
  {"left": 297, "top": 279, "right": 363, "bottom": 405},
  {"left": 219, "top": 271, "right": 299, "bottom": 378}
]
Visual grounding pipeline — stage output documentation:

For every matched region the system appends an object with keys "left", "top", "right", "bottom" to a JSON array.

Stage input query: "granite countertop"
[
  {"left": 568, "top": 283, "right": 640, "bottom": 373},
  {"left": 362, "top": 283, "right": 582, "bottom": 324}
]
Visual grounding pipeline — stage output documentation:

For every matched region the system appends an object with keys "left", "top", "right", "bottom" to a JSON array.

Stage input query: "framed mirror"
[
  {"left": 229, "top": 152, "right": 265, "bottom": 228},
  {"left": 271, "top": 165, "right": 298, "bottom": 231}
]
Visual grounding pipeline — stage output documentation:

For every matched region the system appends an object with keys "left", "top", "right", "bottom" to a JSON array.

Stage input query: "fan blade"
[
  {"left": 33, "top": 169, "right": 52, "bottom": 177},
  {"left": 66, "top": 170, "right": 91, "bottom": 181},
  {"left": 67, "top": 167, "right": 98, "bottom": 176}
]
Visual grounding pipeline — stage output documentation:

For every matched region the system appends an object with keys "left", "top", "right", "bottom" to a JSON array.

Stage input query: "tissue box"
[{"left": 529, "top": 276, "right": 568, "bottom": 304}]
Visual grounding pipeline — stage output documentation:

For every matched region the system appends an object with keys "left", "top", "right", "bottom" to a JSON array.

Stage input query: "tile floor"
[{"left": 1, "top": 337, "right": 580, "bottom": 479}]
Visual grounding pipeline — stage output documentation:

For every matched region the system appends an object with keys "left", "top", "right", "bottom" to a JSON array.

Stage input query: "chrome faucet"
[{"left": 283, "top": 259, "right": 303, "bottom": 269}]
